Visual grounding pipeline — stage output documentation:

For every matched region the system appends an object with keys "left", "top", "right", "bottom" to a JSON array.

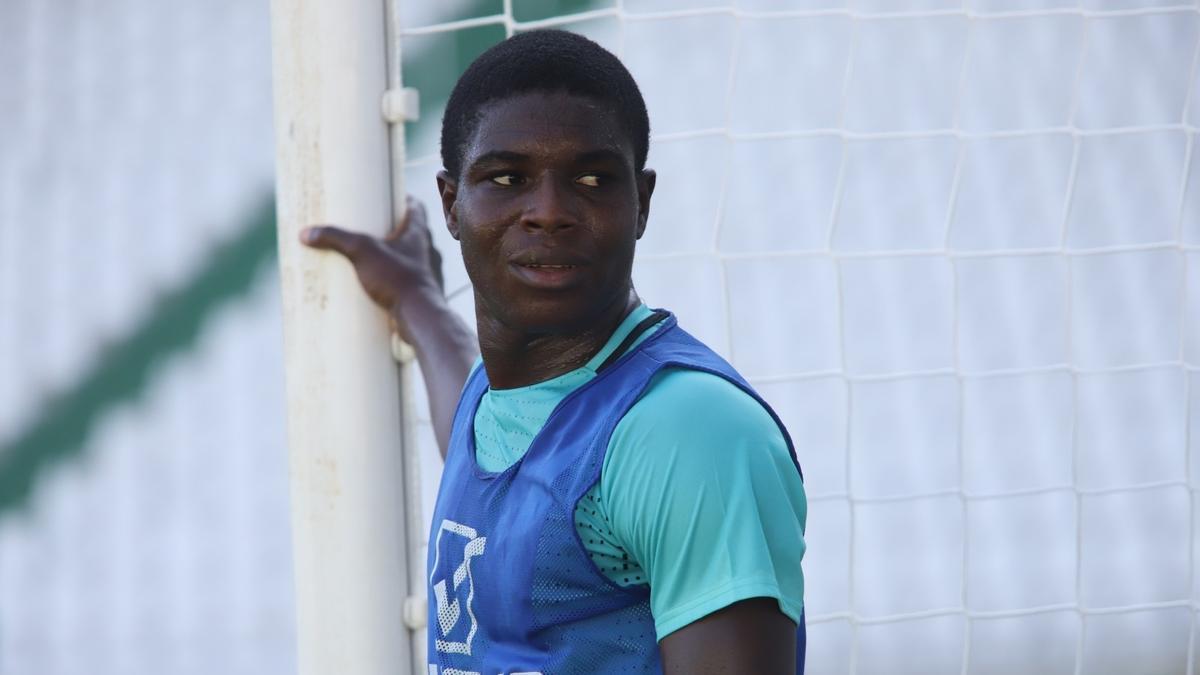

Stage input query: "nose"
[{"left": 520, "top": 176, "right": 577, "bottom": 234}]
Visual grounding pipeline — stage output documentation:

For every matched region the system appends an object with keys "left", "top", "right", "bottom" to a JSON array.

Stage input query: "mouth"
[
  {"left": 518, "top": 263, "right": 579, "bottom": 270},
  {"left": 509, "top": 259, "right": 588, "bottom": 290}
]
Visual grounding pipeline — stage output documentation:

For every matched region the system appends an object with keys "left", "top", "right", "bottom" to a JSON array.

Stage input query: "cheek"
[
  {"left": 455, "top": 221, "right": 509, "bottom": 282},
  {"left": 458, "top": 196, "right": 518, "bottom": 245},
  {"left": 600, "top": 211, "right": 642, "bottom": 253},
  {"left": 457, "top": 229, "right": 494, "bottom": 271},
  {"left": 594, "top": 227, "right": 639, "bottom": 280}
]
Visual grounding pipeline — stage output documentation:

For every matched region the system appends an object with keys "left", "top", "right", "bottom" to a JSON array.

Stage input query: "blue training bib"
[{"left": 426, "top": 313, "right": 806, "bottom": 674}]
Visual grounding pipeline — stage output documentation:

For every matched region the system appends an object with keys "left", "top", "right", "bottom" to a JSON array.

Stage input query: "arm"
[
  {"left": 600, "top": 369, "right": 807, "bottom": 671},
  {"left": 659, "top": 598, "right": 796, "bottom": 674},
  {"left": 300, "top": 198, "right": 478, "bottom": 457}
]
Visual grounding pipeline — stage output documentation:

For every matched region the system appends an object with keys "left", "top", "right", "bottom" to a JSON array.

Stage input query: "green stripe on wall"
[
  {"left": 0, "top": 201, "right": 277, "bottom": 515},
  {"left": 0, "top": 1, "right": 607, "bottom": 518}
]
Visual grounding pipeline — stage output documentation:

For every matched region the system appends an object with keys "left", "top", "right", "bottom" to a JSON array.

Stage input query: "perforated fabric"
[
  {"left": 471, "top": 304, "right": 660, "bottom": 589},
  {"left": 426, "top": 312, "right": 806, "bottom": 673}
]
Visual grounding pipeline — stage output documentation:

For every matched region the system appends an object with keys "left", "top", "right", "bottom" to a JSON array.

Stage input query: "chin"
[
  {"left": 486, "top": 291, "right": 616, "bottom": 337},
  {"left": 513, "top": 302, "right": 598, "bottom": 335}
]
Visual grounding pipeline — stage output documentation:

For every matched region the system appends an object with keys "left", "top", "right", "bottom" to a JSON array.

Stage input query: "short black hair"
[{"left": 440, "top": 29, "right": 650, "bottom": 178}]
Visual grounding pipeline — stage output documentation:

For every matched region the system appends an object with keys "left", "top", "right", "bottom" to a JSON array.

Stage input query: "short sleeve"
[{"left": 598, "top": 368, "right": 807, "bottom": 640}]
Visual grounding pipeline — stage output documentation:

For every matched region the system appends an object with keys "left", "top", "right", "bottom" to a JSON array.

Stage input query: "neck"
[{"left": 477, "top": 289, "right": 640, "bottom": 389}]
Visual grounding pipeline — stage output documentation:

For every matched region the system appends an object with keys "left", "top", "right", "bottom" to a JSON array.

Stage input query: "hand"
[{"left": 300, "top": 197, "right": 446, "bottom": 339}]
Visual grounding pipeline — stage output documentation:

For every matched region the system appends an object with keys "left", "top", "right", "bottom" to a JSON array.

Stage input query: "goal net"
[{"left": 391, "top": 1, "right": 1200, "bottom": 673}]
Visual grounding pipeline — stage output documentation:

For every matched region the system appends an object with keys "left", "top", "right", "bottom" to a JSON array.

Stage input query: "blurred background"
[{"left": 2, "top": 0, "right": 1199, "bottom": 673}]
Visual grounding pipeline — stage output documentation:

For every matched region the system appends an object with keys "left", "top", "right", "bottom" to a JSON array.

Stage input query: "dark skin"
[
  {"left": 302, "top": 197, "right": 477, "bottom": 455},
  {"left": 438, "top": 93, "right": 650, "bottom": 390},
  {"left": 302, "top": 91, "right": 796, "bottom": 673}
]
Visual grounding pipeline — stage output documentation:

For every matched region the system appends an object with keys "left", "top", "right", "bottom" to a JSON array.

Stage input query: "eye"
[
  {"left": 576, "top": 174, "right": 602, "bottom": 187},
  {"left": 491, "top": 174, "right": 522, "bottom": 186}
]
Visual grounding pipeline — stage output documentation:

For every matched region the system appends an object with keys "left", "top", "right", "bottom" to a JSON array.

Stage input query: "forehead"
[{"left": 465, "top": 91, "right": 635, "bottom": 165}]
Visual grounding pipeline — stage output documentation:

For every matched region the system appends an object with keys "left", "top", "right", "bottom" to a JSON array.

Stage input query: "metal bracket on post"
[
  {"left": 382, "top": 87, "right": 420, "bottom": 124},
  {"left": 391, "top": 333, "right": 416, "bottom": 364},
  {"left": 403, "top": 595, "right": 428, "bottom": 629}
]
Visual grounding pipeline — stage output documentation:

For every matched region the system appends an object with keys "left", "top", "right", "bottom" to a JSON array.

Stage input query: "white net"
[{"left": 394, "top": 2, "right": 1200, "bottom": 673}]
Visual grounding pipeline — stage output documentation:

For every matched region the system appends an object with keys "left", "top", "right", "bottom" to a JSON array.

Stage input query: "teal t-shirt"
[{"left": 472, "top": 305, "right": 807, "bottom": 640}]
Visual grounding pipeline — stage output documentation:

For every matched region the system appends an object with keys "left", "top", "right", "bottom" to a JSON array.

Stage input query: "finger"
[
  {"left": 300, "top": 225, "right": 368, "bottom": 259},
  {"left": 412, "top": 199, "right": 429, "bottom": 231},
  {"left": 404, "top": 194, "right": 427, "bottom": 221},
  {"left": 386, "top": 197, "right": 428, "bottom": 242}
]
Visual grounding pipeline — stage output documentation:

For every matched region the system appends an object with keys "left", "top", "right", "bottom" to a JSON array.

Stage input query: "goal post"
[{"left": 270, "top": 0, "right": 419, "bottom": 672}]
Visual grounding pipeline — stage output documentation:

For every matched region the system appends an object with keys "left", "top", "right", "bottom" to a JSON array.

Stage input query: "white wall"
[{"left": 0, "top": 1, "right": 291, "bottom": 673}]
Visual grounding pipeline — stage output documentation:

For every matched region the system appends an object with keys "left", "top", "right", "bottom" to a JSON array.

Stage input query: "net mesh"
[{"left": 395, "top": 2, "right": 1200, "bottom": 673}]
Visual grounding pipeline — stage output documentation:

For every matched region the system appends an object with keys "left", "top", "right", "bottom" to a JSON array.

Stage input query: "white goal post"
[{"left": 270, "top": 0, "right": 422, "bottom": 673}]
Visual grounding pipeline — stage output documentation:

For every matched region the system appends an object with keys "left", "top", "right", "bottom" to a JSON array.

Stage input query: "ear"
[
  {"left": 436, "top": 170, "right": 461, "bottom": 240},
  {"left": 635, "top": 168, "right": 656, "bottom": 240}
]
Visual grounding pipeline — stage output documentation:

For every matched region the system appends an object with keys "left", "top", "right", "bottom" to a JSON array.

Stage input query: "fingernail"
[{"left": 300, "top": 227, "right": 316, "bottom": 243}]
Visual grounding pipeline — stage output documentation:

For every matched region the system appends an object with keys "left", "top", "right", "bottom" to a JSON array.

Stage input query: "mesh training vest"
[{"left": 426, "top": 314, "right": 807, "bottom": 674}]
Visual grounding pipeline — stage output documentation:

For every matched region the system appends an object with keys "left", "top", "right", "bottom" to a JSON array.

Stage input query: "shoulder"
[
  {"left": 614, "top": 367, "right": 785, "bottom": 450},
  {"left": 598, "top": 366, "right": 799, "bottom": 515},
  {"left": 596, "top": 366, "right": 807, "bottom": 639}
]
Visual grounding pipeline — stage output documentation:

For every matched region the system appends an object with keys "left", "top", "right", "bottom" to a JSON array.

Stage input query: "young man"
[{"left": 303, "top": 30, "right": 807, "bottom": 674}]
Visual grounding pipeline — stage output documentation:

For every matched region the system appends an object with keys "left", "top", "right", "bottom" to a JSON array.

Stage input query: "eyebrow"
[
  {"left": 466, "top": 148, "right": 630, "bottom": 173},
  {"left": 574, "top": 148, "right": 628, "bottom": 165},
  {"left": 467, "top": 150, "right": 530, "bottom": 171}
]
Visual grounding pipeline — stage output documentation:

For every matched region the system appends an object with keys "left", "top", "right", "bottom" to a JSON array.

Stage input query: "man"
[{"left": 302, "top": 29, "right": 807, "bottom": 674}]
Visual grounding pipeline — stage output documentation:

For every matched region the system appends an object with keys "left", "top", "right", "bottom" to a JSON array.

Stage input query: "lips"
[
  {"left": 519, "top": 263, "right": 578, "bottom": 270},
  {"left": 508, "top": 253, "right": 589, "bottom": 290},
  {"left": 509, "top": 250, "right": 589, "bottom": 267}
]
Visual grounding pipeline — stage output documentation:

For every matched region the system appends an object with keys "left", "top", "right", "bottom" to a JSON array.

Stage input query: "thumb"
[{"left": 300, "top": 225, "right": 368, "bottom": 259}]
